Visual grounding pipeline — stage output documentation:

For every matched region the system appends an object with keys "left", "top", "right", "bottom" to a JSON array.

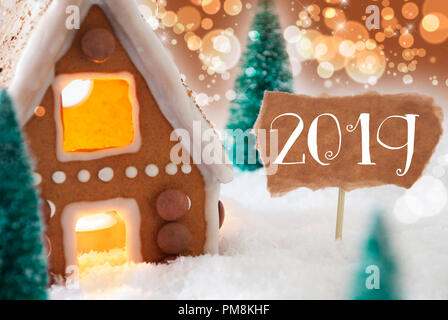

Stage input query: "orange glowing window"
[
  {"left": 75, "top": 211, "right": 128, "bottom": 275},
  {"left": 60, "top": 78, "right": 135, "bottom": 152}
]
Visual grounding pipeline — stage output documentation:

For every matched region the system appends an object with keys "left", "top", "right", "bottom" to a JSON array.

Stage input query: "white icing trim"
[
  {"left": 181, "top": 164, "right": 192, "bottom": 174},
  {"left": 77, "top": 169, "right": 91, "bottom": 183},
  {"left": 61, "top": 198, "right": 143, "bottom": 277},
  {"left": 8, "top": 0, "right": 85, "bottom": 125},
  {"left": 186, "top": 195, "right": 192, "bottom": 210},
  {"left": 165, "top": 163, "right": 178, "bottom": 175},
  {"left": 125, "top": 166, "right": 138, "bottom": 179},
  {"left": 203, "top": 180, "right": 220, "bottom": 254},
  {"left": 52, "top": 72, "right": 141, "bottom": 162},
  {"left": 98, "top": 167, "right": 114, "bottom": 182},
  {"left": 47, "top": 200, "right": 56, "bottom": 218},
  {"left": 145, "top": 164, "right": 159, "bottom": 177},
  {"left": 33, "top": 172, "right": 42, "bottom": 185},
  {"left": 52, "top": 171, "right": 66, "bottom": 184}
]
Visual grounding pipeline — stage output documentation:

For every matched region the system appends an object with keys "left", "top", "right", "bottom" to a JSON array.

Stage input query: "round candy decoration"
[
  {"left": 81, "top": 28, "right": 116, "bottom": 63},
  {"left": 157, "top": 223, "right": 191, "bottom": 254},
  {"left": 218, "top": 200, "right": 225, "bottom": 229},
  {"left": 156, "top": 189, "right": 190, "bottom": 221}
]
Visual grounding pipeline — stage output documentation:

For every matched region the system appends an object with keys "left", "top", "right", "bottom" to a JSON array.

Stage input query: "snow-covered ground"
[{"left": 50, "top": 145, "right": 448, "bottom": 299}]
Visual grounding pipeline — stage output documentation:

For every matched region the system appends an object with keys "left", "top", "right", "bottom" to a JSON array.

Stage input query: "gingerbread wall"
[{"left": 24, "top": 6, "right": 207, "bottom": 277}]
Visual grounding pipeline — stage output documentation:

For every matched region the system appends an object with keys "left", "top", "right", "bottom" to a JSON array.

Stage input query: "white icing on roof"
[
  {"left": 0, "top": 0, "right": 52, "bottom": 88},
  {"left": 7, "top": 0, "right": 233, "bottom": 184}
]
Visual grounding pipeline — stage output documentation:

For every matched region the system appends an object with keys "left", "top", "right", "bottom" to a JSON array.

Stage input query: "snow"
[{"left": 50, "top": 142, "right": 448, "bottom": 300}]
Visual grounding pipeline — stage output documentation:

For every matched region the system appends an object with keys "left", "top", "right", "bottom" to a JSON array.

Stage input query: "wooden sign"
[{"left": 254, "top": 91, "right": 443, "bottom": 196}]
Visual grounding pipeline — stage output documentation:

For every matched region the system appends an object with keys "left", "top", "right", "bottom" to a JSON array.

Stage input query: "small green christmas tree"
[
  {"left": 351, "top": 211, "right": 400, "bottom": 300},
  {"left": 0, "top": 90, "right": 48, "bottom": 300},
  {"left": 225, "top": 0, "right": 293, "bottom": 171}
]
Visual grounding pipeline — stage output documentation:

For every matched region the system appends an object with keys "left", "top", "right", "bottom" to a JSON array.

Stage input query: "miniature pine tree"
[
  {"left": 0, "top": 90, "right": 48, "bottom": 300},
  {"left": 225, "top": 0, "right": 293, "bottom": 171},
  {"left": 351, "top": 212, "right": 400, "bottom": 300}
]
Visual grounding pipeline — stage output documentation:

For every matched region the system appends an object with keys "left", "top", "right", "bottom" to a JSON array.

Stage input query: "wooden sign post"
[{"left": 254, "top": 91, "right": 443, "bottom": 240}]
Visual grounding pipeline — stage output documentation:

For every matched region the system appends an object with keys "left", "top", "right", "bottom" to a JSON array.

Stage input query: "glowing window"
[
  {"left": 60, "top": 77, "right": 135, "bottom": 152},
  {"left": 75, "top": 211, "right": 128, "bottom": 275}
]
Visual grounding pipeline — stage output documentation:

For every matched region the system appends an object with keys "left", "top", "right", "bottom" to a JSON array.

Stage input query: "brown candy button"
[
  {"left": 218, "top": 200, "right": 225, "bottom": 229},
  {"left": 156, "top": 189, "right": 190, "bottom": 221},
  {"left": 81, "top": 28, "right": 115, "bottom": 63},
  {"left": 41, "top": 200, "right": 51, "bottom": 225},
  {"left": 157, "top": 223, "right": 191, "bottom": 254}
]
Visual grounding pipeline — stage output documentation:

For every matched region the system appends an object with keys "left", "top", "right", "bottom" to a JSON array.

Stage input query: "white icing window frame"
[
  {"left": 61, "top": 198, "right": 143, "bottom": 276},
  {"left": 52, "top": 72, "right": 141, "bottom": 162}
]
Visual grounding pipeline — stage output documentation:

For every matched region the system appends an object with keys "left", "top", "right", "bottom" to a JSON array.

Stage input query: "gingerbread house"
[{"left": 6, "top": 0, "right": 233, "bottom": 280}]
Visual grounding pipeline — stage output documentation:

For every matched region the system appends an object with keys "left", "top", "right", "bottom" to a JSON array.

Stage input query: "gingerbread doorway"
[
  {"left": 75, "top": 211, "right": 128, "bottom": 275},
  {"left": 61, "top": 199, "right": 143, "bottom": 277}
]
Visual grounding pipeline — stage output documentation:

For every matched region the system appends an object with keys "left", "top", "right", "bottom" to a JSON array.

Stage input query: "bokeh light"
[
  {"left": 394, "top": 176, "right": 447, "bottom": 224},
  {"left": 177, "top": 6, "right": 201, "bottom": 32},
  {"left": 335, "top": 21, "right": 369, "bottom": 42},
  {"left": 224, "top": 0, "right": 242, "bottom": 16},
  {"left": 202, "top": 0, "right": 221, "bottom": 15},
  {"left": 136, "top": 0, "right": 159, "bottom": 30},
  {"left": 317, "top": 61, "right": 335, "bottom": 79},
  {"left": 419, "top": 0, "right": 448, "bottom": 44},
  {"left": 422, "top": 13, "right": 440, "bottom": 32},
  {"left": 381, "top": 7, "right": 395, "bottom": 21},
  {"left": 339, "top": 39, "right": 356, "bottom": 57},
  {"left": 134, "top": 0, "right": 448, "bottom": 111},
  {"left": 402, "top": 2, "right": 419, "bottom": 20},
  {"left": 161, "top": 10, "right": 177, "bottom": 27},
  {"left": 323, "top": 7, "right": 346, "bottom": 30},
  {"left": 284, "top": 25, "right": 302, "bottom": 43},
  {"left": 201, "top": 17, "right": 214, "bottom": 30},
  {"left": 186, "top": 33, "right": 202, "bottom": 51},
  {"left": 420, "top": 12, "right": 448, "bottom": 44},
  {"left": 346, "top": 48, "right": 386, "bottom": 84},
  {"left": 399, "top": 32, "right": 414, "bottom": 48},
  {"left": 200, "top": 29, "right": 241, "bottom": 73},
  {"left": 277, "top": 0, "right": 447, "bottom": 86}
]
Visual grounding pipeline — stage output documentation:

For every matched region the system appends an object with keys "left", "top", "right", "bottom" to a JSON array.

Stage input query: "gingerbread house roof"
[{"left": 7, "top": 0, "right": 233, "bottom": 184}]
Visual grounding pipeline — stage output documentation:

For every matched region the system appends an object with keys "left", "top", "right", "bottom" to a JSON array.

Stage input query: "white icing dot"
[
  {"left": 145, "top": 164, "right": 159, "bottom": 177},
  {"left": 47, "top": 200, "right": 56, "bottom": 218},
  {"left": 98, "top": 167, "right": 114, "bottom": 182},
  {"left": 33, "top": 172, "right": 42, "bottom": 186},
  {"left": 126, "top": 166, "right": 138, "bottom": 179},
  {"left": 165, "top": 163, "right": 178, "bottom": 175},
  {"left": 181, "top": 164, "right": 192, "bottom": 174},
  {"left": 52, "top": 171, "right": 66, "bottom": 184},
  {"left": 77, "top": 170, "right": 90, "bottom": 183}
]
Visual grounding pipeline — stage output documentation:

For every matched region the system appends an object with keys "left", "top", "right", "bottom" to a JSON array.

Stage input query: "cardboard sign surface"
[{"left": 254, "top": 92, "right": 443, "bottom": 196}]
